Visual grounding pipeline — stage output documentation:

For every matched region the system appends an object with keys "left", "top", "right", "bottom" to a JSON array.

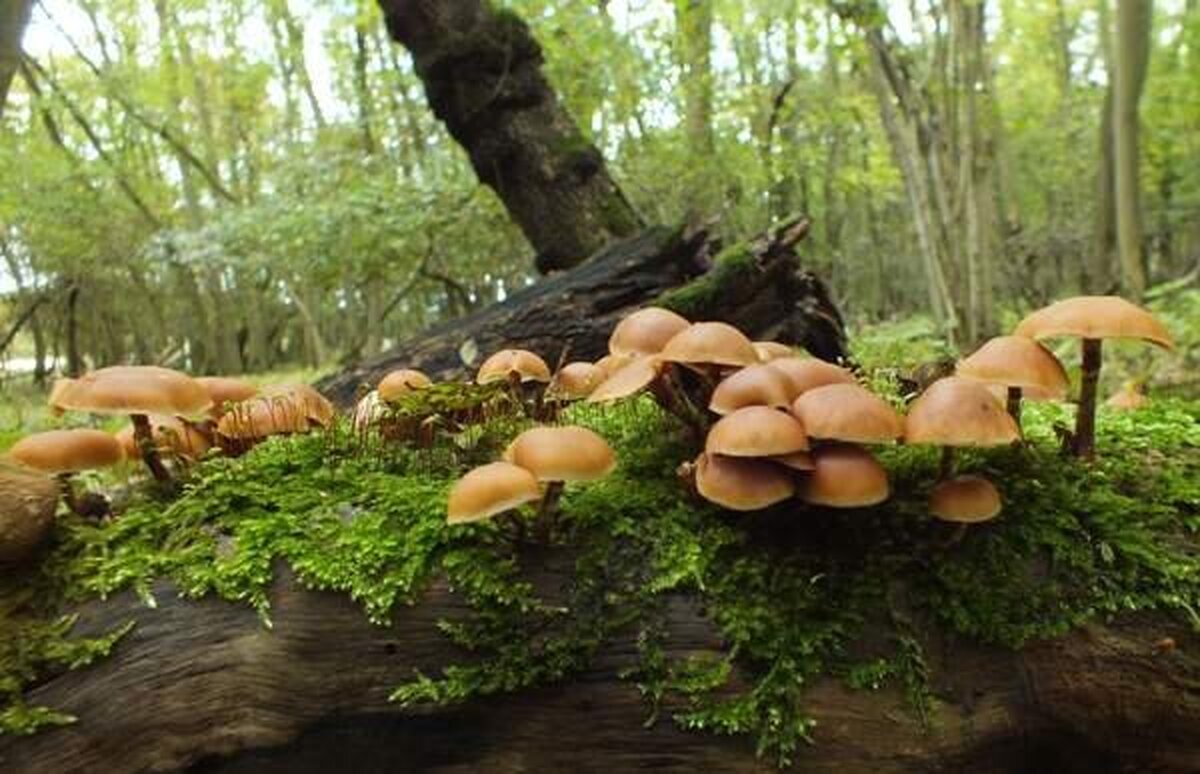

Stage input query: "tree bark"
[
  {"left": 0, "top": 562, "right": 1196, "bottom": 774},
  {"left": 378, "top": 0, "right": 643, "bottom": 273},
  {"left": 318, "top": 218, "right": 847, "bottom": 407},
  {"left": 0, "top": 0, "right": 32, "bottom": 118},
  {"left": 675, "top": 0, "right": 717, "bottom": 216},
  {"left": 1112, "top": 0, "right": 1152, "bottom": 299}
]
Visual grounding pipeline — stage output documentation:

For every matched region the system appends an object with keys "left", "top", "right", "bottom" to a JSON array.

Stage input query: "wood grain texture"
[{"left": 2, "top": 558, "right": 1196, "bottom": 774}]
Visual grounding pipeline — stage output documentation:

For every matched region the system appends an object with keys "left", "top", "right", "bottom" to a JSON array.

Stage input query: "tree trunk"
[
  {"left": 1, "top": 563, "right": 1196, "bottom": 774},
  {"left": 0, "top": 0, "right": 32, "bottom": 117},
  {"left": 675, "top": 0, "right": 716, "bottom": 216},
  {"left": 1112, "top": 0, "right": 1152, "bottom": 299},
  {"left": 318, "top": 218, "right": 847, "bottom": 407},
  {"left": 378, "top": 0, "right": 643, "bottom": 273}
]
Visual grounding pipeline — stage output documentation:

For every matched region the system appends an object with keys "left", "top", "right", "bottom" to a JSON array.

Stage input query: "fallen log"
[
  {"left": 318, "top": 218, "right": 848, "bottom": 407},
  {"left": 1, "top": 560, "right": 1196, "bottom": 774}
]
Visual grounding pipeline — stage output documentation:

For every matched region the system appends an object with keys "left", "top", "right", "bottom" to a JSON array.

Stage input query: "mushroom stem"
[
  {"left": 536, "top": 481, "right": 565, "bottom": 542},
  {"left": 1073, "top": 338, "right": 1102, "bottom": 460},
  {"left": 131, "top": 413, "right": 173, "bottom": 485},
  {"left": 938, "top": 447, "right": 956, "bottom": 480},
  {"left": 1005, "top": 386, "right": 1023, "bottom": 426}
]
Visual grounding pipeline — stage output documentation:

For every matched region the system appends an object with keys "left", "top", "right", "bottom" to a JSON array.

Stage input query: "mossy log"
[
  {"left": 1, "top": 561, "right": 1196, "bottom": 774},
  {"left": 319, "top": 218, "right": 847, "bottom": 408}
]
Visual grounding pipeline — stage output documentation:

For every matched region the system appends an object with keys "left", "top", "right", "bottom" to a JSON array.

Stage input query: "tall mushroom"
[
  {"left": 905, "top": 377, "right": 1019, "bottom": 479},
  {"left": 956, "top": 335, "right": 1069, "bottom": 426},
  {"left": 48, "top": 366, "right": 211, "bottom": 486},
  {"left": 502, "top": 425, "right": 615, "bottom": 539},
  {"left": 1014, "top": 296, "right": 1173, "bottom": 458}
]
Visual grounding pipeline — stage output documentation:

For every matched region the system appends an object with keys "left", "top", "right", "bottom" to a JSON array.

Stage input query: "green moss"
[
  {"left": 2, "top": 376, "right": 1197, "bottom": 766},
  {"left": 656, "top": 243, "right": 758, "bottom": 318}
]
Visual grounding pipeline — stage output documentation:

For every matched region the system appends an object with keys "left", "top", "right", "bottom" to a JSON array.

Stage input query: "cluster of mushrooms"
[
  {"left": 444, "top": 295, "right": 1174, "bottom": 535},
  {"left": 0, "top": 294, "right": 1174, "bottom": 563},
  {"left": 0, "top": 369, "right": 334, "bottom": 562}
]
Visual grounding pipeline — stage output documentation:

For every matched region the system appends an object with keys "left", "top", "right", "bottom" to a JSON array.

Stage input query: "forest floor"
[{"left": 1, "top": 296, "right": 1198, "bottom": 765}]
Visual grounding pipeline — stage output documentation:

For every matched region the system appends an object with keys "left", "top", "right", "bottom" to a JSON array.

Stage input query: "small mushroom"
[
  {"left": 1014, "top": 296, "right": 1173, "bottom": 458},
  {"left": 905, "top": 377, "right": 1019, "bottom": 481},
  {"left": 704, "top": 406, "right": 809, "bottom": 458},
  {"left": 378, "top": 369, "right": 433, "bottom": 403},
  {"left": 216, "top": 391, "right": 327, "bottom": 453},
  {"left": 660, "top": 321, "right": 760, "bottom": 371},
  {"left": 801, "top": 445, "right": 890, "bottom": 508},
  {"left": 49, "top": 366, "right": 212, "bottom": 486},
  {"left": 476, "top": 349, "right": 552, "bottom": 385},
  {"left": 503, "top": 425, "right": 616, "bottom": 539},
  {"left": 956, "top": 336, "right": 1069, "bottom": 425},
  {"left": 447, "top": 462, "right": 542, "bottom": 525},
  {"left": 7, "top": 429, "right": 123, "bottom": 517},
  {"left": 791, "top": 383, "right": 904, "bottom": 445},
  {"left": 765, "top": 357, "right": 856, "bottom": 399},
  {"left": 752, "top": 341, "right": 798, "bottom": 362},
  {"left": 694, "top": 452, "right": 795, "bottom": 511},
  {"left": 608, "top": 307, "right": 691, "bottom": 357},
  {"left": 547, "top": 362, "right": 606, "bottom": 400},
  {"left": 929, "top": 475, "right": 1002, "bottom": 525},
  {"left": 708, "top": 364, "right": 794, "bottom": 415}
]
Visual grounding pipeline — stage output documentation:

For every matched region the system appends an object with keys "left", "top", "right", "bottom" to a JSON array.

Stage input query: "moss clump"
[
  {"left": 655, "top": 242, "right": 758, "bottom": 318},
  {"left": 1, "top": 381, "right": 1197, "bottom": 765}
]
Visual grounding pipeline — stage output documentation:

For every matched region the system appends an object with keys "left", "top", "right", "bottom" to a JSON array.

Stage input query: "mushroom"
[
  {"left": 48, "top": 366, "right": 211, "bottom": 486},
  {"left": 694, "top": 452, "right": 796, "bottom": 511},
  {"left": 195, "top": 377, "right": 258, "bottom": 420},
  {"left": 476, "top": 349, "right": 552, "bottom": 385},
  {"left": 708, "top": 364, "right": 793, "bottom": 415},
  {"left": 7, "top": 429, "right": 123, "bottom": 517},
  {"left": 608, "top": 307, "right": 691, "bottom": 357},
  {"left": 447, "top": 461, "right": 542, "bottom": 525},
  {"left": 955, "top": 335, "right": 1069, "bottom": 425},
  {"left": 905, "top": 377, "right": 1019, "bottom": 481},
  {"left": 503, "top": 425, "right": 616, "bottom": 539},
  {"left": 594, "top": 352, "right": 636, "bottom": 378},
  {"left": 801, "top": 445, "right": 890, "bottom": 508},
  {"left": 660, "top": 321, "right": 760, "bottom": 371},
  {"left": 929, "top": 475, "right": 1002, "bottom": 525},
  {"left": 765, "top": 357, "right": 857, "bottom": 399},
  {"left": 791, "top": 383, "right": 904, "bottom": 445},
  {"left": 216, "top": 391, "right": 326, "bottom": 453},
  {"left": 547, "top": 362, "right": 606, "bottom": 401},
  {"left": 0, "top": 462, "right": 62, "bottom": 563},
  {"left": 752, "top": 341, "right": 798, "bottom": 362},
  {"left": 261, "top": 383, "right": 335, "bottom": 428},
  {"left": 704, "top": 406, "right": 809, "bottom": 458},
  {"left": 378, "top": 369, "right": 433, "bottom": 403},
  {"left": 1014, "top": 296, "right": 1173, "bottom": 458},
  {"left": 588, "top": 356, "right": 664, "bottom": 403},
  {"left": 1106, "top": 381, "right": 1148, "bottom": 412}
]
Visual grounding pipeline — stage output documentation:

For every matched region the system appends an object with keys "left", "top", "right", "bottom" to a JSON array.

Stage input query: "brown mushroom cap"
[
  {"left": 802, "top": 445, "right": 890, "bottom": 508},
  {"left": 447, "top": 462, "right": 542, "bottom": 525},
  {"left": 503, "top": 426, "right": 616, "bottom": 482},
  {"left": 116, "top": 416, "right": 211, "bottom": 460},
  {"left": 791, "top": 384, "right": 904, "bottom": 444},
  {"left": 261, "top": 384, "right": 336, "bottom": 428},
  {"left": 608, "top": 307, "right": 691, "bottom": 357},
  {"left": 548, "top": 362, "right": 607, "bottom": 399},
  {"left": 705, "top": 406, "right": 809, "bottom": 457},
  {"left": 0, "top": 462, "right": 61, "bottom": 563},
  {"left": 753, "top": 341, "right": 797, "bottom": 362},
  {"left": 1106, "top": 383, "right": 1148, "bottom": 411},
  {"left": 709, "top": 364, "right": 793, "bottom": 415},
  {"left": 476, "top": 349, "right": 553, "bottom": 384},
  {"left": 8, "top": 429, "right": 124, "bottom": 473},
  {"left": 660, "top": 322, "right": 759, "bottom": 369},
  {"left": 694, "top": 453, "right": 795, "bottom": 511},
  {"left": 594, "top": 352, "right": 636, "bottom": 377},
  {"left": 216, "top": 394, "right": 317, "bottom": 440},
  {"left": 956, "top": 336, "right": 1069, "bottom": 400},
  {"left": 929, "top": 475, "right": 1002, "bottom": 524},
  {"left": 1014, "top": 295, "right": 1174, "bottom": 349},
  {"left": 196, "top": 377, "right": 259, "bottom": 417},
  {"left": 50, "top": 366, "right": 212, "bottom": 418},
  {"left": 904, "top": 377, "right": 1020, "bottom": 447},
  {"left": 766, "top": 357, "right": 856, "bottom": 399},
  {"left": 378, "top": 369, "right": 433, "bottom": 402},
  {"left": 587, "top": 356, "right": 664, "bottom": 403}
]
